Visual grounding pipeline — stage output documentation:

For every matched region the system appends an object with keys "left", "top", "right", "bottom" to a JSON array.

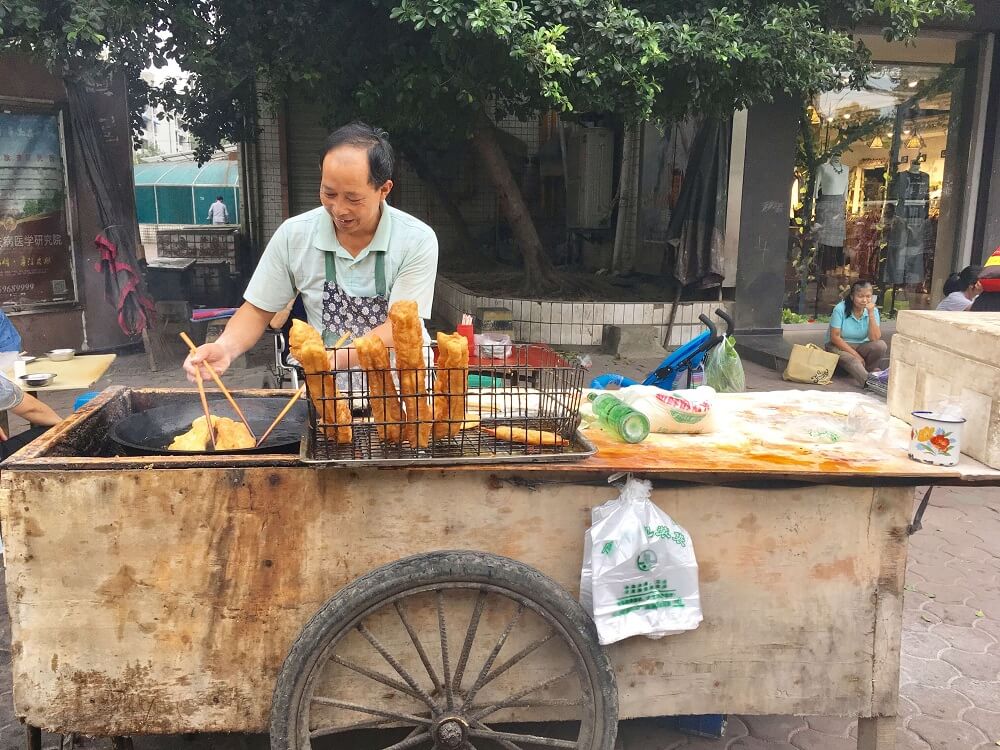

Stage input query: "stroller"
[{"left": 590, "top": 308, "right": 734, "bottom": 390}]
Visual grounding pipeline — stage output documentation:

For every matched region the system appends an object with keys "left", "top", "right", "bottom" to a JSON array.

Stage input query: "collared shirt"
[
  {"left": 243, "top": 204, "right": 438, "bottom": 331},
  {"left": 827, "top": 303, "right": 880, "bottom": 345},
  {"left": 936, "top": 291, "right": 974, "bottom": 312}
]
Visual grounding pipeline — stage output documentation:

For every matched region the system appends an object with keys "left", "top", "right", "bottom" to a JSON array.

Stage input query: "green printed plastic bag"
[{"left": 704, "top": 336, "right": 745, "bottom": 393}]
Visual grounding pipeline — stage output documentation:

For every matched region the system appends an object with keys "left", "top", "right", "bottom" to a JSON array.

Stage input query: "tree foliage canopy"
[{"left": 0, "top": 0, "right": 974, "bottom": 161}]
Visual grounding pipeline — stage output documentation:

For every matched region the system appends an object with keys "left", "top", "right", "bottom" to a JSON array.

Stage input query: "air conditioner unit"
[{"left": 565, "top": 127, "right": 614, "bottom": 229}]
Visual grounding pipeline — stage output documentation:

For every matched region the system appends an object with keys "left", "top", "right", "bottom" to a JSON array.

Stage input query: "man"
[
  {"left": 206, "top": 196, "right": 229, "bottom": 225},
  {"left": 184, "top": 123, "right": 438, "bottom": 380},
  {"left": 0, "top": 375, "right": 61, "bottom": 459}
]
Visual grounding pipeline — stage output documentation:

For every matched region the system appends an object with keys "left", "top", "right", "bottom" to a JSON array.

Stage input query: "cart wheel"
[{"left": 271, "top": 550, "right": 617, "bottom": 750}]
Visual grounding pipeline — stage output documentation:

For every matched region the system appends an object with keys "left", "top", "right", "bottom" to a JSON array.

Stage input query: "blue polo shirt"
[{"left": 827, "top": 304, "right": 880, "bottom": 345}]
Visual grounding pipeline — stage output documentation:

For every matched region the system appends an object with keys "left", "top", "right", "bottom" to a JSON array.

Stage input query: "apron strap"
[{"left": 324, "top": 250, "right": 387, "bottom": 297}]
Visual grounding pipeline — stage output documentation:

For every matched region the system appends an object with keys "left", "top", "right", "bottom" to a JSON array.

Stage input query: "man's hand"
[
  {"left": 0, "top": 427, "right": 7, "bottom": 442},
  {"left": 183, "top": 343, "right": 232, "bottom": 383}
]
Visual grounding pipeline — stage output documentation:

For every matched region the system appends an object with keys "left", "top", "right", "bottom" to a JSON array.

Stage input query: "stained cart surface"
[{"left": 1, "top": 387, "right": 997, "bottom": 750}]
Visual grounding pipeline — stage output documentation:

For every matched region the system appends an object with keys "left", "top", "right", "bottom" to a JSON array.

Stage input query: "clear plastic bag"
[
  {"left": 580, "top": 478, "right": 702, "bottom": 645},
  {"left": 704, "top": 336, "right": 745, "bottom": 393}
]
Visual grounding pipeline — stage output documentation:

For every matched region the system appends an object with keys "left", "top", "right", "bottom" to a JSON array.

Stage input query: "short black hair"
[
  {"left": 216, "top": 195, "right": 224, "bottom": 201},
  {"left": 320, "top": 122, "right": 394, "bottom": 188}
]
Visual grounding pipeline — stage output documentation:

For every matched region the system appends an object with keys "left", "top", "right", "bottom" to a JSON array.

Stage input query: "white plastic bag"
[
  {"left": 581, "top": 477, "right": 702, "bottom": 645},
  {"left": 616, "top": 385, "right": 717, "bottom": 434}
]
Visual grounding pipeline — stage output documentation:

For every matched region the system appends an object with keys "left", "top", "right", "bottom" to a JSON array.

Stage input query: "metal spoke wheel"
[{"left": 271, "top": 551, "right": 617, "bottom": 750}]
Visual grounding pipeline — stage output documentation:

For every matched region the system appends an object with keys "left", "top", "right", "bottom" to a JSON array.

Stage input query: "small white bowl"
[{"left": 46, "top": 348, "right": 76, "bottom": 361}]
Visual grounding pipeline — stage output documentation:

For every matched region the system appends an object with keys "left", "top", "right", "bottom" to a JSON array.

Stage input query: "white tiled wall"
[
  {"left": 434, "top": 278, "right": 731, "bottom": 348},
  {"left": 256, "top": 99, "right": 285, "bottom": 242}
]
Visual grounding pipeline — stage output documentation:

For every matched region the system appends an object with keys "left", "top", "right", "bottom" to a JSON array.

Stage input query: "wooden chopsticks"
[
  {"left": 180, "top": 332, "right": 256, "bottom": 439},
  {"left": 255, "top": 385, "right": 306, "bottom": 447},
  {"left": 193, "top": 368, "right": 217, "bottom": 450}
]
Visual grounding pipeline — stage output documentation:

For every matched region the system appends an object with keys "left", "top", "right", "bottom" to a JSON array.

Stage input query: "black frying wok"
[{"left": 111, "top": 397, "right": 307, "bottom": 456}]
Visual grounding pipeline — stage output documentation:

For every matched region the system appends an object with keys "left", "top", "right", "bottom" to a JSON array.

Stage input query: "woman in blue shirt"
[{"left": 825, "top": 280, "right": 887, "bottom": 387}]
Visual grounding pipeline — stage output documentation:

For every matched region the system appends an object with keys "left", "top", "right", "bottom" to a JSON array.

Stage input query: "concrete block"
[
  {"left": 889, "top": 332, "right": 1000, "bottom": 469},
  {"left": 604, "top": 325, "right": 669, "bottom": 359}
]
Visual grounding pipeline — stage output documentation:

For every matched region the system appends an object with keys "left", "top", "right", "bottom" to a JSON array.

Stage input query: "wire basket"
[{"left": 299, "top": 344, "right": 594, "bottom": 466}]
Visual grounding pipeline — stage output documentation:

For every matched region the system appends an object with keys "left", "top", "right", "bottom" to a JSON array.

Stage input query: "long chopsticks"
[
  {"left": 180, "top": 332, "right": 256, "bottom": 439},
  {"left": 193, "top": 368, "right": 217, "bottom": 450},
  {"left": 255, "top": 385, "right": 306, "bottom": 447}
]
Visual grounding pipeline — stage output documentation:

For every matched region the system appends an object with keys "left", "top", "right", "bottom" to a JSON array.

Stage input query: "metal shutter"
[{"left": 285, "top": 93, "right": 329, "bottom": 216}]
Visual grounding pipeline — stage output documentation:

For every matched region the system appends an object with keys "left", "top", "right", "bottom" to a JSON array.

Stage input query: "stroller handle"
[{"left": 715, "top": 308, "right": 735, "bottom": 336}]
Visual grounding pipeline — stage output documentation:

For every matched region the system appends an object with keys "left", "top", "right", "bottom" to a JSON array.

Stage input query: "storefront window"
[{"left": 787, "top": 62, "right": 965, "bottom": 319}]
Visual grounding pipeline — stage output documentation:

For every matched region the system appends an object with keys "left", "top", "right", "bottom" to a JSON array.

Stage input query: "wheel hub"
[{"left": 433, "top": 716, "right": 469, "bottom": 749}]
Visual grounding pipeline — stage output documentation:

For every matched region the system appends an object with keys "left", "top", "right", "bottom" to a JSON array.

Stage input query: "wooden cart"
[{"left": 1, "top": 388, "right": 997, "bottom": 750}]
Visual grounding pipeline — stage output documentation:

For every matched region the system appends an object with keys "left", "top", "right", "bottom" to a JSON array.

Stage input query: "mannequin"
[
  {"left": 884, "top": 153, "right": 930, "bottom": 292},
  {"left": 813, "top": 154, "right": 850, "bottom": 273}
]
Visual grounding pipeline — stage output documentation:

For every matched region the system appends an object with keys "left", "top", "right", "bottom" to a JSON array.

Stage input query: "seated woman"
[
  {"left": 825, "top": 280, "right": 887, "bottom": 387},
  {"left": 0, "top": 374, "right": 62, "bottom": 460},
  {"left": 936, "top": 265, "right": 982, "bottom": 311}
]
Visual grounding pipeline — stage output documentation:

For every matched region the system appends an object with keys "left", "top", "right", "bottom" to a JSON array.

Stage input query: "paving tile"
[
  {"left": 740, "top": 716, "right": 807, "bottom": 743},
  {"left": 907, "top": 562, "right": 964, "bottom": 586},
  {"left": 899, "top": 654, "right": 961, "bottom": 688},
  {"left": 617, "top": 718, "right": 686, "bottom": 750},
  {"left": 897, "top": 696, "right": 919, "bottom": 719},
  {"left": 675, "top": 735, "right": 731, "bottom": 749},
  {"left": 940, "top": 647, "right": 1000, "bottom": 681},
  {"left": 902, "top": 606, "right": 940, "bottom": 631},
  {"left": 724, "top": 739, "right": 797, "bottom": 750},
  {"left": 788, "top": 728, "right": 856, "bottom": 750},
  {"left": 951, "top": 677, "right": 1000, "bottom": 712},
  {"left": 803, "top": 716, "right": 854, "bottom": 737},
  {"left": 930, "top": 623, "right": 998, "bottom": 653},
  {"left": 922, "top": 600, "right": 988, "bottom": 626},
  {"left": 900, "top": 630, "right": 950, "bottom": 659},
  {"left": 898, "top": 683, "right": 972, "bottom": 719},
  {"left": 896, "top": 727, "right": 932, "bottom": 750},
  {"left": 961, "top": 707, "right": 1000, "bottom": 744},
  {"left": 913, "top": 583, "right": 978, "bottom": 606},
  {"left": 909, "top": 546, "right": 957, "bottom": 567},
  {"left": 907, "top": 715, "right": 988, "bottom": 749},
  {"left": 725, "top": 717, "right": 750, "bottom": 738}
]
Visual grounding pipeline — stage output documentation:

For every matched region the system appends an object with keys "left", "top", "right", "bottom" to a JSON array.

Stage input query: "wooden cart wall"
[{"left": 0, "top": 465, "right": 909, "bottom": 735}]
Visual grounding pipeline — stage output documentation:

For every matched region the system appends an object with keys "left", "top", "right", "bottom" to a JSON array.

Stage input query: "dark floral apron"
[
  {"left": 320, "top": 250, "right": 389, "bottom": 395},
  {"left": 321, "top": 250, "right": 388, "bottom": 346}
]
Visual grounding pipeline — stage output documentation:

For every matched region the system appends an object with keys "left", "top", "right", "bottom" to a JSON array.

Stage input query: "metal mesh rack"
[{"left": 300, "top": 344, "right": 595, "bottom": 466}]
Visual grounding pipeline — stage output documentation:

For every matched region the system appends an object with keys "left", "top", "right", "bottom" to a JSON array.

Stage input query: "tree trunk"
[
  {"left": 470, "top": 110, "right": 559, "bottom": 294},
  {"left": 612, "top": 121, "right": 641, "bottom": 274},
  {"left": 401, "top": 146, "right": 479, "bottom": 255}
]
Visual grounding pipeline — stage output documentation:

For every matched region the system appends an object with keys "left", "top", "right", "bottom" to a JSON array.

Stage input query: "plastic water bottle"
[{"left": 587, "top": 393, "right": 650, "bottom": 444}]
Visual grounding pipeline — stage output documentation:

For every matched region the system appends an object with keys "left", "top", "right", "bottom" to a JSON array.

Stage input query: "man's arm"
[
  {"left": 11, "top": 392, "right": 61, "bottom": 427},
  {"left": 183, "top": 301, "right": 274, "bottom": 381}
]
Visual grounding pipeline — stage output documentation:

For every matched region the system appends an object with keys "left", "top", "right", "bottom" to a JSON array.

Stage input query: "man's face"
[{"left": 319, "top": 146, "right": 392, "bottom": 239}]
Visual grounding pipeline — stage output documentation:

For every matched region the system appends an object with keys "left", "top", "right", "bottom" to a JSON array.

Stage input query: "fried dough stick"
[
  {"left": 433, "top": 332, "right": 469, "bottom": 439},
  {"left": 482, "top": 426, "right": 569, "bottom": 447},
  {"left": 355, "top": 334, "right": 403, "bottom": 445},
  {"left": 388, "top": 301, "right": 431, "bottom": 448},
  {"left": 289, "top": 320, "right": 352, "bottom": 444}
]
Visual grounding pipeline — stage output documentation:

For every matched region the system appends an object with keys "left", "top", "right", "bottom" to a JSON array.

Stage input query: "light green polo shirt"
[{"left": 243, "top": 203, "right": 439, "bottom": 331}]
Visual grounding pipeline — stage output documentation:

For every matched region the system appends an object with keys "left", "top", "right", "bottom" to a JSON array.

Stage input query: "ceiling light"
[
  {"left": 810, "top": 109, "right": 821, "bottom": 125},
  {"left": 869, "top": 135, "right": 885, "bottom": 149},
  {"left": 907, "top": 80, "right": 919, "bottom": 88},
  {"left": 902, "top": 129, "right": 911, "bottom": 135},
  {"left": 843, "top": 113, "right": 852, "bottom": 120},
  {"left": 905, "top": 132, "right": 925, "bottom": 149}
]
